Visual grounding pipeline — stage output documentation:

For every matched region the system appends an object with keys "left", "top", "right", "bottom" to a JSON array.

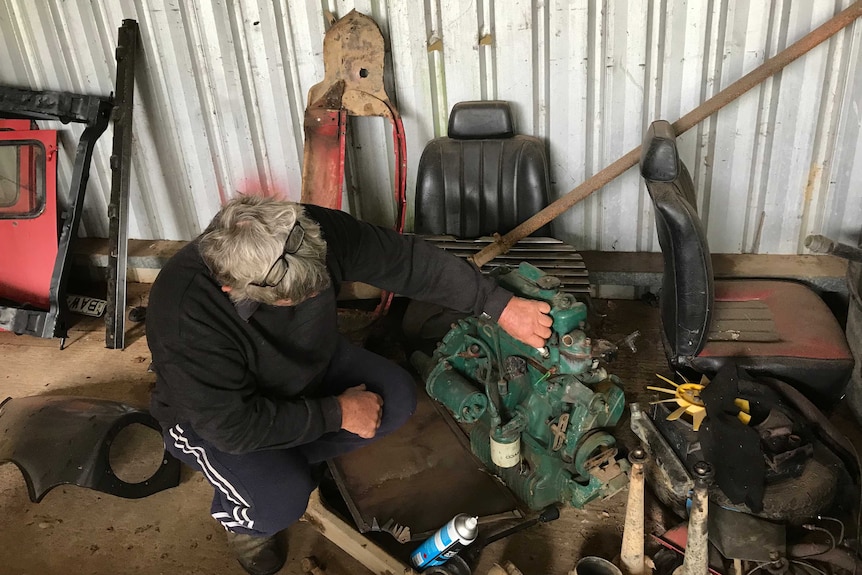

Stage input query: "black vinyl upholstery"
[
  {"left": 640, "top": 120, "right": 853, "bottom": 401},
  {"left": 640, "top": 120, "right": 714, "bottom": 361},
  {"left": 414, "top": 101, "right": 552, "bottom": 237}
]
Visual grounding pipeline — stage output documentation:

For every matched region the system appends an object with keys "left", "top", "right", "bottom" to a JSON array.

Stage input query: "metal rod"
[
  {"left": 106, "top": 19, "right": 138, "bottom": 350},
  {"left": 621, "top": 448, "right": 648, "bottom": 575},
  {"left": 470, "top": 1, "right": 862, "bottom": 268}
]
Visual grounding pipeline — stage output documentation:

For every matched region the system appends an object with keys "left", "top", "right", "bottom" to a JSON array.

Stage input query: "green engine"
[{"left": 412, "top": 263, "right": 629, "bottom": 510}]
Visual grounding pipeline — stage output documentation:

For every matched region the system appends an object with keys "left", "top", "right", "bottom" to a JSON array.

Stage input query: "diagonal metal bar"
[{"left": 471, "top": 1, "right": 862, "bottom": 268}]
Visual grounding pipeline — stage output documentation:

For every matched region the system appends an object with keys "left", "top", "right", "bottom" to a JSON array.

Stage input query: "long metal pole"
[
  {"left": 106, "top": 19, "right": 138, "bottom": 349},
  {"left": 471, "top": 1, "right": 862, "bottom": 268}
]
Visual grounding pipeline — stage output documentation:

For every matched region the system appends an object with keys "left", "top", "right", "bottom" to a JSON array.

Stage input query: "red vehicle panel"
[{"left": 0, "top": 130, "right": 58, "bottom": 310}]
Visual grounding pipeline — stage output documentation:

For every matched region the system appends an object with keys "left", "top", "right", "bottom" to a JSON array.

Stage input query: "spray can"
[{"left": 410, "top": 513, "right": 478, "bottom": 569}]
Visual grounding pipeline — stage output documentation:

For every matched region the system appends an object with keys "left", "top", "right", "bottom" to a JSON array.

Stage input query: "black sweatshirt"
[{"left": 146, "top": 205, "right": 513, "bottom": 455}]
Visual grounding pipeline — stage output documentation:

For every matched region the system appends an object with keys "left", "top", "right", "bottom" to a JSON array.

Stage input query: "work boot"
[{"left": 226, "top": 530, "right": 286, "bottom": 575}]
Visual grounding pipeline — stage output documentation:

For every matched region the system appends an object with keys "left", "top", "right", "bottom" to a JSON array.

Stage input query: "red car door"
[{"left": 0, "top": 127, "right": 58, "bottom": 310}]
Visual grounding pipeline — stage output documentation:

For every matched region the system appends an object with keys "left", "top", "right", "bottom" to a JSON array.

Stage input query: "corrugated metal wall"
[{"left": 0, "top": 0, "right": 860, "bottom": 253}]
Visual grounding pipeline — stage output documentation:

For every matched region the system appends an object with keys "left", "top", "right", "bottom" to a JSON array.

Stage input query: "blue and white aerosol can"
[{"left": 410, "top": 513, "right": 478, "bottom": 570}]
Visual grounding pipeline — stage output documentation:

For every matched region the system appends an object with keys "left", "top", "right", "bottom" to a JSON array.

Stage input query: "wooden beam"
[
  {"left": 71, "top": 240, "right": 850, "bottom": 295},
  {"left": 301, "top": 490, "right": 418, "bottom": 575},
  {"left": 579, "top": 251, "right": 848, "bottom": 279}
]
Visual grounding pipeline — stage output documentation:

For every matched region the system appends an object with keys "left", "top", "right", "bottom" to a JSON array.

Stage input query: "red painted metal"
[
  {"left": 0, "top": 130, "right": 58, "bottom": 310},
  {"left": 391, "top": 114, "right": 407, "bottom": 233},
  {"left": 0, "top": 120, "right": 31, "bottom": 131},
  {"left": 299, "top": 11, "right": 410, "bottom": 316},
  {"left": 301, "top": 108, "right": 348, "bottom": 210}
]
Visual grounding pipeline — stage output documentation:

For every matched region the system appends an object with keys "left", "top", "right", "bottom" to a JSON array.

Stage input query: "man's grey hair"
[{"left": 199, "top": 195, "right": 330, "bottom": 305}]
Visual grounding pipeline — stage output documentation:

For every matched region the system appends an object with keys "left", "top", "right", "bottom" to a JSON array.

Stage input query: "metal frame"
[
  {"left": 105, "top": 19, "right": 138, "bottom": 350},
  {"left": 0, "top": 86, "right": 112, "bottom": 341}
]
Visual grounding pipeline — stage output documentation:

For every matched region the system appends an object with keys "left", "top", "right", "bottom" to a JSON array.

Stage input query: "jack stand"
[
  {"left": 621, "top": 448, "right": 649, "bottom": 575},
  {"left": 673, "top": 462, "right": 714, "bottom": 575}
]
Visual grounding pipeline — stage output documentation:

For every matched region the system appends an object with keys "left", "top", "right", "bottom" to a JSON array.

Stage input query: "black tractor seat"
[{"left": 640, "top": 119, "right": 853, "bottom": 402}]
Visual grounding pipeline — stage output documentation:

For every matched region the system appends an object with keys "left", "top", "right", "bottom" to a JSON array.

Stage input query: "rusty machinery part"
[
  {"left": 648, "top": 398, "right": 843, "bottom": 522},
  {"left": 470, "top": 2, "right": 862, "bottom": 268},
  {"left": 0, "top": 395, "right": 180, "bottom": 501},
  {"left": 414, "top": 262, "right": 629, "bottom": 510},
  {"left": 301, "top": 9, "right": 407, "bottom": 231},
  {"left": 300, "top": 10, "right": 407, "bottom": 318}
]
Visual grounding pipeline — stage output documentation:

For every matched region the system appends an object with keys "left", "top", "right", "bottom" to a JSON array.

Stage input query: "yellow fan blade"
[
  {"left": 666, "top": 406, "right": 689, "bottom": 421},
  {"left": 646, "top": 386, "right": 678, "bottom": 395},
  {"left": 737, "top": 411, "right": 752, "bottom": 425},
  {"left": 692, "top": 410, "right": 706, "bottom": 431},
  {"left": 655, "top": 374, "right": 680, "bottom": 388},
  {"left": 734, "top": 398, "right": 750, "bottom": 413}
]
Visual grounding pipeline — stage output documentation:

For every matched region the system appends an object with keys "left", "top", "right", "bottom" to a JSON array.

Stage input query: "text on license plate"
[{"left": 67, "top": 294, "right": 107, "bottom": 317}]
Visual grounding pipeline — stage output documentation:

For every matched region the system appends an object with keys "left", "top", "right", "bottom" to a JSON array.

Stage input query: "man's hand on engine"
[
  {"left": 497, "top": 297, "right": 553, "bottom": 348},
  {"left": 337, "top": 384, "right": 383, "bottom": 439}
]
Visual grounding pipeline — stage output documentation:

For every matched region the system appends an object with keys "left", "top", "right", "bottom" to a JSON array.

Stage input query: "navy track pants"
[{"left": 162, "top": 336, "right": 417, "bottom": 536}]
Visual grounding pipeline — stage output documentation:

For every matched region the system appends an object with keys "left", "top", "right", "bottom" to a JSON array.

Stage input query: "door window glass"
[{"left": 0, "top": 142, "right": 44, "bottom": 218}]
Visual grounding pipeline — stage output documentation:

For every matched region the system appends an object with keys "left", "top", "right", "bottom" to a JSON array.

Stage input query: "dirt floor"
[{"left": 0, "top": 284, "right": 832, "bottom": 575}]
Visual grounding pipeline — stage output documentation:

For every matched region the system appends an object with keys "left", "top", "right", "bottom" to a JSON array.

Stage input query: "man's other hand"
[
  {"left": 497, "top": 297, "right": 553, "bottom": 348},
  {"left": 337, "top": 384, "right": 383, "bottom": 439}
]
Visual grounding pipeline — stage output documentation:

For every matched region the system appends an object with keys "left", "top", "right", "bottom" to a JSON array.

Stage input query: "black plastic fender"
[{"left": 0, "top": 395, "right": 180, "bottom": 502}]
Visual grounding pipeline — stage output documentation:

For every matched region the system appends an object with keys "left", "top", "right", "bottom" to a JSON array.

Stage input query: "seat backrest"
[
  {"left": 414, "top": 101, "right": 552, "bottom": 237},
  {"left": 640, "top": 120, "right": 714, "bottom": 361}
]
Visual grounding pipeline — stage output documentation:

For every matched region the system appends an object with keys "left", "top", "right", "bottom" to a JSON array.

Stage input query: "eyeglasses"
[{"left": 249, "top": 222, "right": 305, "bottom": 288}]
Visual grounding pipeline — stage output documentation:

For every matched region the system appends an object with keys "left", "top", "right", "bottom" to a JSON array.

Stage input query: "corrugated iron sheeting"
[{"left": 0, "top": 0, "right": 859, "bottom": 254}]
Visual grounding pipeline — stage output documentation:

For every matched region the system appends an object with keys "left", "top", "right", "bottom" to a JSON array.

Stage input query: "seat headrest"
[
  {"left": 640, "top": 120, "right": 680, "bottom": 182},
  {"left": 448, "top": 101, "right": 515, "bottom": 139}
]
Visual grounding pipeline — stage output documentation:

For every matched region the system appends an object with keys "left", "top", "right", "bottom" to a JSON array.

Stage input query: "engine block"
[{"left": 413, "top": 263, "right": 629, "bottom": 510}]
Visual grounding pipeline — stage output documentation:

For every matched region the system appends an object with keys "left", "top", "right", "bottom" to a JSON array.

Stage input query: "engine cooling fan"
[{"left": 647, "top": 374, "right": 751, "bottom": 431}]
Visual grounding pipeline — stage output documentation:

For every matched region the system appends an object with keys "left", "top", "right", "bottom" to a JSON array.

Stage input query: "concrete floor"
[{"left": 0, "top": 287, "right": 689, "bottom": 575}]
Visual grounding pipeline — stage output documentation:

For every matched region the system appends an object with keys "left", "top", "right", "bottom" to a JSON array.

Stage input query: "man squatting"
[{"left": 146, "top": 195, "right": 553, "bottom": 575}]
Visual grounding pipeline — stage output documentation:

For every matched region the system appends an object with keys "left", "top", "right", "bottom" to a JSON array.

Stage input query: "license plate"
[{"left": 67, "top": 294, "right": 107, "bottom": 317}]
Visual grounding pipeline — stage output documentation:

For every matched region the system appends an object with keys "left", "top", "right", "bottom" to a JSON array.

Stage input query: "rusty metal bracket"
[
  {"left": 301, "top": 10, "right": 407, "bottom": 232},
  {"left": 301, "top": 10, "right": 407, "bottom": 316}
]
